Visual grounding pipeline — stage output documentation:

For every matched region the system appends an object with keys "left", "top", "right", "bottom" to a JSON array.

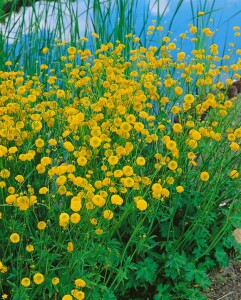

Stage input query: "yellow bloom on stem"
[
  {"left": 52, "top": 277, "right": 60, "bottom": 285},
  {"left": 200, "top": 171, "right": 209, "bottom": 181},
  {"left": 37, "top": 221, "right": 47, "bottom": 230},
  {"left": 64, "top": 141, "right": 74, "bottom": 152},
  {"left": 136, "top": 157, "right": 146, "bottom": 166},
  {"left": 230, "top": 142, "right": 240, "bottom": 151},
  {"left": 26, "top": 245, "right": 34, "bottom": 252},
  {"left": 111, "top": 195, "right": 123, "bottom": 205},
  {"left": 67, "top": 242, "right": 74, "bottom": 252},
  {"left": 136, "top": 199, "right": 148, "bottom": 211},
  {"left": 103, "top": 210, "right": 114, "bottom": 220},
  {"left": 168, "top": 160, "right": 178, "bottom": 171},
  {"left": 42, "top": 47, "right": 49, "bottom": 54},
  {"left": 176, "top": 186, "right": 184, "bottom": 193},
  {"left": 108, "top": 155, "right": 119, "bottom": 166},
  {"left": 33, "top": 273, "right": 44, "bottom": 284},
  {"left": 21, "top": 278, "right": 31, "bottom": 287},
  {"left": 89, "top": 136, "right": 102, "bottom": 148},
  {"left": 10, "top": 233, "right": 20, "bottom": 243},
  {"left": 70, "top": 213, "right": 81, "bottom": 224},
  {"left": 92, "top": 195, "right": 106, "bottom": 207},
  {"left": 230, "top": 170, "right": 239, "bottom": 178}
]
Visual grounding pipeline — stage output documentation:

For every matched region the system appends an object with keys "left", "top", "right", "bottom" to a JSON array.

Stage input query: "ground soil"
[{"left": 203, "top": 260, "right": 241, "bottom": 300}]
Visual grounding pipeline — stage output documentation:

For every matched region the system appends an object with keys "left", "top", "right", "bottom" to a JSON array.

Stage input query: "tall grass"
[{"left": 0, "top": 0, "right": 214, "bottom": 73}]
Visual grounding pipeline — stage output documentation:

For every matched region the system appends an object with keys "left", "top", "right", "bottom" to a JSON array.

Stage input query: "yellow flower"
[
  {"left": 136, "top": 157, "right": 146, "bottom": 166},
  {"left": 168, "top": 161, "right": 178, "bottom": 171},
  {"left": 189, "top": 130, "right": 201, "bottom": 141},
  {"left": 67, "top": 242, "right": 74, "bottom": 252},
  {"left": 64, "top": 141, "right": 74, "bottom": 152},
  {"left": 15, "top": 175, "right": 24, "bottom": 183},
  {"left": 42, "top": 47, "right": 49, "bottom": 54},
  {"left": 67, "top": 47, "right": 76, "bottom": 55},
  {"left": 111, "top": 195, "right": 123, "bottom": 205},
  {"left": 41, "top": 157, "right": 52, "bottom": 166},
  {"left": 176, "top": 186, "right": 184, "bottom": 193},
  {"left": 187, "top": 139, "right": 198, "bottom": 149},
  {"left": 39, "top": 187, "right": 48, "bottom": 194},
  {"left": 166, "top": 176, "right": 174, "bottom": 184},
  {"left": 230, "top": 170, "right": 239, "bottom": 178},
  {"left": 0, "top": 146, "right": 8, "bottom": 157},
  {"left": 70, "top": 196, "right": 82, "bottom": 212},
  {"left": 108, "top": 156, "right": 119, "bottom": 166},
  {"left": 56, "top": 175, "right": 67, "bottom": 185},
  {"left": 234, "top": 128, "right": 241, "bottom": 138},
  {"left": 103, "top": 210, "right": 114, "bottom": 220},
  {"left": 10, "top": 233, "right": 20, "bottom": 243},
  {"left": 48, "top": 139, "right": 57, "bottom": 146},
  {"left": 184, "top": 94, "right": 195, "bottom": 104},
  {"left": 95, "top": 228, "right": 103, "bottom": 235},
  {"left": 173, "top": 123, "right": 182, "bottom": 133},
  {"left": 58, "top": 185, "right": 67, "bottom": 195},
  {"left": 37, "top": 221, "right": 47, "bottom": 230},
  {"left": 77, "top": 156, "right": 87, "bottom": 166},
  {"left": 35, "top": 138, "right": 45, "bottom": 148},
  {"left": 26, "top": 245, "right": 34, "bottom": 252},
  {"left": 122, "top": 166, "right": 133, "bottom": 176},
  {"left": 200, "top": 171, "right": 209, "bottom": 181},
  {"left": 161, "top": 188, "right": 170, "bottom": 197},
  {"left": 56, "top": 89, "right": 65, "bottom": 98},
  {"left": 32, "top": 121, "right": 42, "bottom": 132},
  {"left": 113, "top": 170, "right": 123, "bottom": 178},
  {"left": 166, "top": 140, "right": 177, "bottom": 151},
  {"left": 52, "top": 277, "right": 60, "bottom": 285},
  {"left": 33, "top": 273, "right": 44, "bottom": 284},
  {"left": 92, "top": 195, "right": 106, "bottom": 207},
  {"left": 90, "top": 218, "right": 97, "bottom": 225},
  {"left": 86, "top": 202, "right": 94, "bottom": 210},
  {"left": 75, "top": 278, "right": 86, "bottom": 288},
  {"left": 59, "top": 213, "right": 70, "bottom": 223},
  {"left": 89, "top": 136, "right": 102, "bottom": 148},
  {"left": 21, "top": 278, "right": 31, "bottom": 287},
  {"left": 152, "top": 183, "right": 162, "bottom": 193},
  {"left": 136, "top": 199, "right": 148, "bottom": 211},
  {"left": 0, "top": 169, "right": 10, "bottom": 179},
  {"left": 70, "top": 213, "right": 81, "bottom": 224},
  {"left": 91, "top": 32, "right": 99, "bottom": 38},
  {"left": 230, "top": 142, "right": 240, "bottom": 151},
  {"left": 122, "top": 177, "right": 135, "bottom": 187},
  {"left": 187, "top": 152, "right": 196, "bottom": 160},
  {"left": 190, "top": 26, "right": 197, "bottom": 34},
  {"left": 36, "top": 164, "right": 45, "bottom": 174}
]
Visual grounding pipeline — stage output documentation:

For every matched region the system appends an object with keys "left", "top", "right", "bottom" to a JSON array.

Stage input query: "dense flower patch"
[{"left": 1, "top": 24, "right": 241, "bottom": 299}]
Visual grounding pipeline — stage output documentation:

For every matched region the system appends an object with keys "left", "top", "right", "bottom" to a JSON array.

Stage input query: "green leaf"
[
  {"left": 135, "top": 257, "right": 158, "bottom": 284},
  {"left": 214, "top": 245, "right": 229, "bottom": 267},
  {"left": 165, "top": 252, "right": 187, "bottom": 280},
  {"left": 154, "top": 283, "right": 172, "bottom": 300},
  {"left": 184, "top": 263, "right": 211, "bottom": 290},
  {"left": 102, "top": 289, "right": 117, "bottom": 300}
]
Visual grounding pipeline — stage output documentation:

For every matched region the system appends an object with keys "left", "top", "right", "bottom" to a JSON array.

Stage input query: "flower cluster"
[{"left": 1, "top": 23, "right": 241, "bottom": 298}]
